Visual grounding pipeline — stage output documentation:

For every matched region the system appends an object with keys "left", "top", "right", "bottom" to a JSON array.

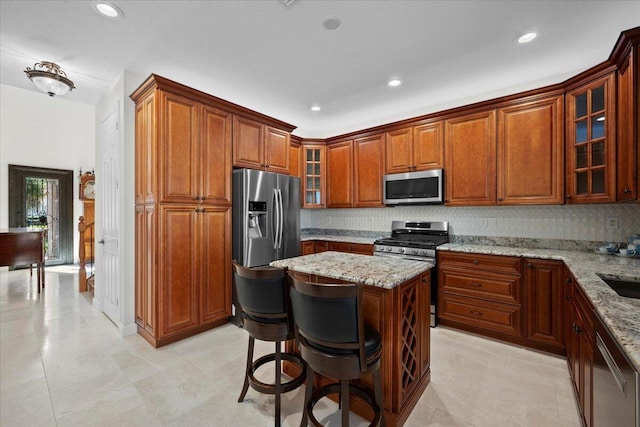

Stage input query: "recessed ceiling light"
[
  {"left": 323, "top": 17, "right": 341, "bottom": 30},
  {"left": 92, "top": 1, "right": 124, "bottom": 19},
  {"left": 518, "top": 32, "right": 537, "bottom": 44},
  {"left": 388, "top": 79, "right": 402, "bottom": 87},
  {"left": 310, "top": 105, "right": 321, "bottom": 112}
]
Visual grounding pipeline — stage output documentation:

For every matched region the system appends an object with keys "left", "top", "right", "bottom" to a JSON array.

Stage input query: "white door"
[{"left": 100, "top": 105, "right": 120, "bottom": 324}]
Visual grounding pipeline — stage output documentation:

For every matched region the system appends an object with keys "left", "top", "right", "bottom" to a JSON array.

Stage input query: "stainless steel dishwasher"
[{"left": 593, "top": 319, "right": 639, "bottom": 427}]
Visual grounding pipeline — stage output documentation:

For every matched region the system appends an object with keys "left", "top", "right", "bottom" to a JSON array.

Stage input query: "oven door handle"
[
  {"left": 596, "top": 332, "right": 627, "bottom": 395},
  {"left": 374, "top": 252, "right": 435, "bottom": 263}
]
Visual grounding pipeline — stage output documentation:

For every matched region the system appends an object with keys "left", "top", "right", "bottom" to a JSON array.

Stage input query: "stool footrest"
[
  {"left": 249, "top": 352, "right": 307, "bottom": 395},
  {"left": 306, "top": 382, "right": 382, "bottom": 427}
]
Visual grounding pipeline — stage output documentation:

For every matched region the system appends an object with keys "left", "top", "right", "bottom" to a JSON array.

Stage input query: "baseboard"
[{"left": 120, "top": 322, "right": 138, "bottom": 336}]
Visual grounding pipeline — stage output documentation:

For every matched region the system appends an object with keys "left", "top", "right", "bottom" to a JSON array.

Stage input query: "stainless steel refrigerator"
[{"left": 231, "top": 169, "right": 300, "bottom": 324}]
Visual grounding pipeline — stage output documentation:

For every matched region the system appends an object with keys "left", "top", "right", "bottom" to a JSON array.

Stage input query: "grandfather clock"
[{"left": 79, "top": 171, "right": 95, "bottom": 262}]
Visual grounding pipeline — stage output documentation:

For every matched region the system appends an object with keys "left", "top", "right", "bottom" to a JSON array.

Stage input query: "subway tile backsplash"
[{"left": 301, "top": 204, "right": 640, "bottom": 245}]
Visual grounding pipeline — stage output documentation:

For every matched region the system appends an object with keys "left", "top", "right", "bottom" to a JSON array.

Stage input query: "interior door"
[{"left": 99, "top": 106, "right": 120, "bottom": 324}]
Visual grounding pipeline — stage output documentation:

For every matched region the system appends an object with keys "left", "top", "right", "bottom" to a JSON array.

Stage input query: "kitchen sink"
[{"left": 597, "top": 274, "right": 640, "bottom": 299}]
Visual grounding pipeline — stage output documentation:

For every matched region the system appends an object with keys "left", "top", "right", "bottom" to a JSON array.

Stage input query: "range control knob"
[{"left": 400, "top": 248, "right": 405, "bottom": 253}]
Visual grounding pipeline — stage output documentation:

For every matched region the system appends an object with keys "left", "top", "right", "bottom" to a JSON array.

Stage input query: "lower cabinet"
[
  {"left": 438, "top": 252, "right": 565, "bottom": 354},
  {"left": 301, "top": 240, "right": 373, "bottom": 255},
  {"left": 565, "top": 271, "right": 594, "bottom": 427},
  {"left": 135, "top": 203, "right": 231, "bottom": 347}
]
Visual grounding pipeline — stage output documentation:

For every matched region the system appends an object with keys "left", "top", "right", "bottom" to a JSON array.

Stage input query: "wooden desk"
[{"left": 0, "top": 228, "right": 45, "bottom": 293}]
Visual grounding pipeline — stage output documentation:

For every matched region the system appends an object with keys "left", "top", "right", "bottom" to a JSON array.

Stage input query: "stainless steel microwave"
[{"left": 383, "top": 169, "right": 444, "bottom": 205}]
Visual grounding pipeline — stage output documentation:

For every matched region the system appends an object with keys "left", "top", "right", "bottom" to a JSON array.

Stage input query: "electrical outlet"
[
  {"left": 480, "top": 218, "right": 488, "bottom": 227},
  {"left": 488, "top": 218, "right": 497, "bottom": 228},
  {"left": 606, "top": 217, "right": 619, "bottom": 230}
]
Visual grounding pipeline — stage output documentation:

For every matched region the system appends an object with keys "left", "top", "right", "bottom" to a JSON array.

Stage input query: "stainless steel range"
[{"left": 373, "top": 221, "right": 449, "bottom": 327}]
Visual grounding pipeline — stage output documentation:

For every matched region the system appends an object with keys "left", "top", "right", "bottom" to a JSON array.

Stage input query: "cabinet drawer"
[
  {"left": 438, "top": 252, "right": 521, "bottom": 275},
  {"left": 439, "top": 294, "right": 522, "bottom": 337},
  {"left": 440, "top": 269, "right": 521, "bottom": 304}
]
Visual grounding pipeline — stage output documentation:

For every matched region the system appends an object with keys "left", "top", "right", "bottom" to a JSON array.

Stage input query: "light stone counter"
[
  {"left": 438, "top": 243, "right": 640, "bottom": 372},
  {"left": 271, "top": 251, "right": 433, "bottom": 289},
  {"left": 300, "top": 235, "right": 378, "bottom": 245}
]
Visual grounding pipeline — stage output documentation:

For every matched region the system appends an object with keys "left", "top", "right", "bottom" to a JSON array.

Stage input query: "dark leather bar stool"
[
  {"left": 287, "top": 273, "right": 385, "bottom": 427},
  {"left": 233, "top": 261, "right": 307, "bottom": 427}
]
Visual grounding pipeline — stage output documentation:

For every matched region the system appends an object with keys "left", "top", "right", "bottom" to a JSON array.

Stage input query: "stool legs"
[
  {"left": 300, "top": 364, "right": 313, "bottom": 427},
  {"left": 341, "top": 379, "right": 350, "bottom": 426},
  {"left": 275, "top": 342, "right": 282, "bottom": 427},
  {"left": 238, "top": 336, "right": 255, "bottom": 402}
]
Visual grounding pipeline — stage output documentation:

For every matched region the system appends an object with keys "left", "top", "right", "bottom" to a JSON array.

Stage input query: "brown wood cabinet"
[
  {"left": 565, "top": 271, "right": 594, "bottom": 427},
  {"left": 497, "top": 96, "right": 564, "bottom": 205},
  {"left": 565, "top": 72, "right": 617, "bottom": 203},
  {"left": 131, "top": 75, "right": 238, "bottom": 347},
  {"left": 354, "top": 134, "right": 385, "bottom": 207},
  {"left": 439, "top": 252, "right": 566, "bottom": 355},
  {"left": 301, "top": 145, "right": 325, "bottom": 208},
  {"left": 233, "top": 116, "right": 290, "bottom": 174},
  {"left": 327, "top": 241, "right": 374, "bottom": 255},
  {"left": 524, "top": 258, "right": 565, "bottom": 351},
  {"left": 444, "top": 110, "right": 497, "bottom": 206},
  {"left": 616, "top": 47, "right": 638, "bottom": 201},
  {"left": 326, "top": 140, "right": 354, "bottom": 207},
  {"left": 385, "top": 121, "right": 443, "bottom": 174},
  {"left": 301, "top": 240, "right": 315, "bottom": 255},
  {"left": 289, "top": 137, "right": 301, "bottom": 178}
]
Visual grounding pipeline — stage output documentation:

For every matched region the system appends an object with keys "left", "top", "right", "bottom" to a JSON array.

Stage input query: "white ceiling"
[{"left": 1, "top": 0, "right": 639, "bottom": 138}]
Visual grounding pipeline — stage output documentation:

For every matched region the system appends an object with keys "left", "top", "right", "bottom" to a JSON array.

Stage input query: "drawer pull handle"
[
  {"left": 469, "top": 282, "right": 483, "bottom": 287},
  {"left": 470, "top": 310, "right": 482, "bottom": 316}
]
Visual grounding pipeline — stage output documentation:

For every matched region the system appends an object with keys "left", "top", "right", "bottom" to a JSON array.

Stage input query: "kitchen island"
[{"left": 271, "top": 251, "right": 433, "bottom": 427}]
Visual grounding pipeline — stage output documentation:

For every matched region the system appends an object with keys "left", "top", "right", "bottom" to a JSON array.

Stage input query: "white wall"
[
  {"left": 0, "top": 84, "right": 95, "bottom": 261},
  {"left": 302, "top": 204, "right": 640, "bottom": 243}
]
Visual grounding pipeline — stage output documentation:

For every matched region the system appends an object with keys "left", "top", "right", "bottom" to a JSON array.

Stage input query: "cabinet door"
[
  {"left": 233, "top": 116, "right": 264, "bottom": 169},
  {"left": 444, "top": 110, "right": 497, "bottom": 205},
  {"left": 135, "top": 94, "right": 156, "bottom": 204},
  {"left": 524, "top": 259, "right": 564, "bottom": 350},
  {"left": 616, "top": 51, "right": 637, "bottom": 201},
  {"left": 265, "top": 127, "right": 290, "bottom": 174},
  {"left": 200, "top": 206, "right": 231, "bottom": 324},
  {"left": 135, "top": 204, "right": 157, "bottom": 336},
  {"left": 566, "top": 73, "right": 616, "bottom": 203},
  {"left": 158, "top": 205, "right": 199, "bottom": 337},
  {"left": 159, "top": 92, "right": 199, "bottom": 203},
  {"left": 201, "top": 105, "right": 232, "bottom": 205},
  {"left": 354, "top": 134, "right": 385, "bottom": 207},
  {"left": 582, "top": 334, "right": 594, "bottom": 427},
  {"left": 302, "top": 145, "right": 325, "bottom": 208},
  {"left": 289, "top": 142, "right": 301, "bottom": 178},
  {"left": 326, "top": 140, "right": 354, "bottom": 207},
  {"left": 385, "top": 127, "right": 414, "bottom": 174},
  {"left": 497, "top": 96, "right": 564, "bottom": 205},
  {"left": 413, "top": 121, "right": 444, "bottom": 171},
  {"left": 301, "top": 241, "right": 315, "bottom": 255}
]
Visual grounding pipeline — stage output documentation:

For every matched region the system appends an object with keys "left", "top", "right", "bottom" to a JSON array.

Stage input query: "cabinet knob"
[
  {"left": 201, "top": 196, "right": 206, "bottom": 201},
  {"left": 201, "top": 208, "right": 205, "bottom": 213},
  {"left": 566, "top": 295, "right": 573, "bottom": 302},
  {"left": 623, "top": 187, "right": 631, "bottom": 193},
  {"left": 566, "top": 277, "right": 572, "bottom": 284},
  {"left": 470, "top": 310, "right": 482, "bottom": 316},
  {"left": 472, "top": 259, "right": 479, "bottom": 265},
  {"left": 195, "top": 208, "right": 200, "bottom": 212},
  {"left": 469, "top": 282, "right": 482, "bottom": 287},
  {"left": 497, "top": 197, "right": 503, "bottom": 202},
  {"left": 565, "top": 195, "right": 572, "bottom": 199},
  {"left": 527, "top": 263, "right": 533, "bottom": 268}
]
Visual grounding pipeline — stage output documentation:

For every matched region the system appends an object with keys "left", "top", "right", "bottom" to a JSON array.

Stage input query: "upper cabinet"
[
  {"left": 301, "top": 144, "right": 325, "bottom": 208},
  {"left": 326, "top": 140, "right": 354, "bottom": 208},
  {"left": 565, "top": 73, "right": 617, "bottom": 203},
  {"left": 289, "top": 137, "right": 301, "bottom": 178},
  {"left": 354, "top": 134, "right": 385, "bottom": 207},
  {"left": 497, "top": 95, "right": 564, "bottom": 205},
  {"left": 385, "top": 121, "right": 443, "bottom": 174},
  {"left": 616, "top": 47, "right": 638, "bottom": 201},
  {"left": 444, "top": 110, "right": 497, "bottom": 206},
  {"left": 233, "top": 116, "right": 290, "bottom": 174}
]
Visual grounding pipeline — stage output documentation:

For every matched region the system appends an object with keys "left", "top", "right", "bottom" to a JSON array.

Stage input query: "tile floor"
[{"left": 0, "top": 266, "right": 581, "bottom": 426}]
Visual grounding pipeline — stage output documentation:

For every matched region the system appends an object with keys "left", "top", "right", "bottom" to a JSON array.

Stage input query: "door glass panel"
[
  {"left": 306, "top": 164, "right": 313, "bottom": 175},
  {"left": 306, "top": 179, "right": 312, "bottom": 190},
  {"left": 576, "top": 120, "right": 588, "bottom": 143},
  {"left": 576, "top": 145, "right": 588, "bottom": 169},
  {"left": 314, "top": 177, "right": 320, "bottom": 189},
  {"left": 575, "top": 93, "right": 587, "bottom": 118},
  {"left": 314, "top": 191, "right": 321, "bottom": 204},
  {"left": 25, "top": 176, "right": 60, "bottom": 262},
  {"left": 592, "top": 169, "right": 605, "bottom": 193},
  {"left": 313, "top": 149, "right": 319, "bottom": 161},
  {"left": 314, "top": 163, "right": 320, "bottom": 175},
  {"left": 307, "top": 150, "right": 313, "bottom": 161},
  {"left": 592, "top": 116, "right": 605, "bottom": 139},
  {"left": 591, "top": 142, "right": 604, "bottom": 166},
  {"left": 591, "top": 86, "right": 604, "bottom": 113},
  {"left": 576, "top": 172, "right": 588, "bottom": 195},
  {"left": 306, "top": 192, "right": 313, "bottom": 204}
]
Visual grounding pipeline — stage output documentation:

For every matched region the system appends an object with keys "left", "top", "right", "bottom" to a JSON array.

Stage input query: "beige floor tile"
[{"left": 0, "top": 377, "right": 56, "bottom": 426}]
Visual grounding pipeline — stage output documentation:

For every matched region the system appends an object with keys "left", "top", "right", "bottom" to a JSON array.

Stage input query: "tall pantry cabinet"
[{"left": 131, "top": 75, "right": 232, "bottom": 347}]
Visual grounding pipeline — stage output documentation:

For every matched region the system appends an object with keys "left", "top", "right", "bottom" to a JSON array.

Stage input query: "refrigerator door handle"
[
  {"left": 273, "top": 189, "right": 279, "bottom": 249},
  {"left": 278, "top": 188, "right": 284, "bottom": 249}
]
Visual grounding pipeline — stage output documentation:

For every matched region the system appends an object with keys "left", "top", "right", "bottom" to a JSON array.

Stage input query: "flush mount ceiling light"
[
  {"left": 24, "top": 61, "right": 75, "bottom": 97},
  {"left": 323, "top": 17, "right": 341, "bottom": 30},
  {"left": 92, "top": 1, "right": 124, "bottom": 18},
  {"left": 388, "top": 78, "right": 402, "bottom": 87},
  {"left": 280, "top": 0, "right": 298, "bottom": 7},
  {"left": 310, "top": 105, "right": 321, "bottom": 112},
  {"left": 518, "top": 32, "right": 537, "bottom": 44}
]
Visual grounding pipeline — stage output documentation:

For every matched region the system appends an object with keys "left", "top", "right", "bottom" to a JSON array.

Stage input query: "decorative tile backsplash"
[{"left": 301, "top": 204, "right": 640, "bottom": 244}]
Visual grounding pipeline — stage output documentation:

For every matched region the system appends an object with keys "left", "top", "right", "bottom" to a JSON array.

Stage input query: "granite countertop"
[
  {"left": 271, "top": 251, "right": 433, "bottom": 289},
  {"left": 301, "top": 235, "right": 379, "bottom": 245},
  {"left": 438, "top": 243, "right": 640, "bottom": 372}
]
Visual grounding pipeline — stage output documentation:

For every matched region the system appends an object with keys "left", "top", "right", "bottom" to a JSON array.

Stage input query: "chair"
[
  {"left": 232, "top": 261, "right": 307, "bottom": 427},
  {"left": 287, "top": 273, "right": 385, "bottom": 427}
]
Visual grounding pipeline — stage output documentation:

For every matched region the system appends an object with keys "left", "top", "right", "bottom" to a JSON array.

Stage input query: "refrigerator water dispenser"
[{"left": 248, "top": 201, "right": 267, "bottom": 239}]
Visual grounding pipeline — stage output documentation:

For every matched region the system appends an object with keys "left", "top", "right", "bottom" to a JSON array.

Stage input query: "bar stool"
[
  {"left": 232, "top": 261, "right": 307, "bottom": 427},
  {"left": 287, "top": 273, "right": 385, "bottom": 427}
]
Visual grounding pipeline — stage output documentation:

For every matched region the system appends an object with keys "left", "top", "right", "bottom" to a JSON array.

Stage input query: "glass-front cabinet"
[
  {"left": 302, "top": 145, "right": 325, "bottom": 208},
  {"left": 566, "top": 73, "right": 616, "bottom": 203}
]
